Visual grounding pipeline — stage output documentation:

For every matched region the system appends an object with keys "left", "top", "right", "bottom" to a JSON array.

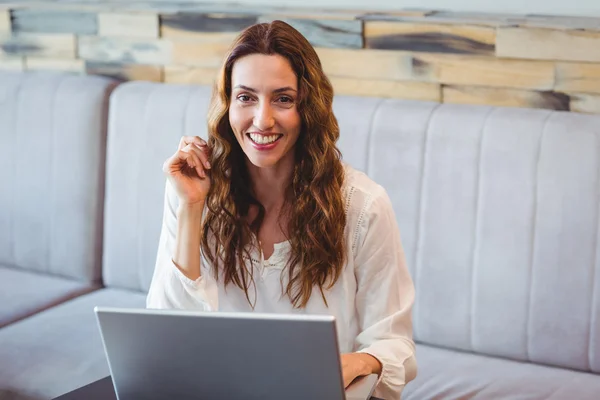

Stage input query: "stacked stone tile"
[{"left": 1, "top": 1, "right": 599, "bottom": 113}]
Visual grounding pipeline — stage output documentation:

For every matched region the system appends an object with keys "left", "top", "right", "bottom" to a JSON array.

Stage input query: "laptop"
[{"left": 94, "top": 307, "right": 378, "bottom": 400}]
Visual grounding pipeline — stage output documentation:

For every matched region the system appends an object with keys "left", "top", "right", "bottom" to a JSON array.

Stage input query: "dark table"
[
  {"left": 53, "top": 377, "right": 115, "bottom": 400},
  {"left": 53, "top": 376, "right": 384, "bottom": 399}
]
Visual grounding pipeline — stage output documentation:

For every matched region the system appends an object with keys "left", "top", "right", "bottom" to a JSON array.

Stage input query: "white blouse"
[{"left": 147, "top": 163, "right": 417, "bottom": 399}]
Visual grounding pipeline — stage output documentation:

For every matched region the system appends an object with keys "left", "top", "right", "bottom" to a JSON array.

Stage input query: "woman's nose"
[{"left": 253, "top": 104, "right": 275, "bottom": 131}]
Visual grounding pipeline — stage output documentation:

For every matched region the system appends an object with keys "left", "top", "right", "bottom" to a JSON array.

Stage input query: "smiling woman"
[
  {"left": 147, "top": 20, "right": 417, "bottom": 399},
  {"left": 229, "top": 54, "right": 301, "bottom": 168},
  {"left": 203, "top": 21, "right": 347, "bottom": 309}
]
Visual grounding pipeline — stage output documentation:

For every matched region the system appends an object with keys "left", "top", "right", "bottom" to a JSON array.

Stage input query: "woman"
[{"left": 147, "top": 20, "right": 416, "bottom": 399}]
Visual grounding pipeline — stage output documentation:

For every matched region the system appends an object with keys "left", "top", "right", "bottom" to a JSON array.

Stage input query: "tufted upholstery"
[
  {"left": 2, "top": 75, "right": 600, "bottom": 398},
  {"left": 0, "top": 72, "right": 116, "bottom": 328}
]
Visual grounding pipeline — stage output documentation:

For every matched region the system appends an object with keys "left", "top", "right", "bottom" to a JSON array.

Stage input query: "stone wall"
[{"left": 1, "top": 1, "right": 599, "bottom": 113}]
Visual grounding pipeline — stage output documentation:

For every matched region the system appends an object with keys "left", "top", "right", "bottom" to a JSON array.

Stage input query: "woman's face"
[{"left": 229, "top": 53, "right": 301, "bottom": 169}]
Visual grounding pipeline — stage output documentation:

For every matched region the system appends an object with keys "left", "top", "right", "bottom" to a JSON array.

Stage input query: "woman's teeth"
[{"left": 249, "top": 133, "right": 281, "bottom": 144}]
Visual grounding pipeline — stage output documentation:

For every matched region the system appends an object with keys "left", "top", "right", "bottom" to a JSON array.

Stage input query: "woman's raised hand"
[{"left": 163, "top": 136, "right": 212, "bottom": 206}]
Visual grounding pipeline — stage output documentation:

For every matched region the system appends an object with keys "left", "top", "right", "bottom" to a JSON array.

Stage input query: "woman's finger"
[
  {"left": 164, "top": 148, "right": 202, "bottom": 178},
  {"left": 184, "top": 143, "right": 211, "bottom": 170},
  {"left": 180, "top": 147, "right": 205, "bottom": 178},
  {"left": 163, "top": 151, "right": 189, "bottom": 175},
  {"left": 178, "top": 136, "right": 207, "bottom": 151}
]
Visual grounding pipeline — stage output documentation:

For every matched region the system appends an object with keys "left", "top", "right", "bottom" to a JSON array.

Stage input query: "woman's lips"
[{"left": 246, "top": 133, "right": 283, "bottom": 151}]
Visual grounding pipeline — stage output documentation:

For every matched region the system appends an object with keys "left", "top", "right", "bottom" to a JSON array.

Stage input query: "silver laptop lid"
[{"left": 95, "top": 307, "right": 366, "bottom": 400}]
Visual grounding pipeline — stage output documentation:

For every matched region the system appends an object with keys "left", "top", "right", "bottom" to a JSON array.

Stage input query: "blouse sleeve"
[
  {"left": 353, "top": 185, "right": 417, "bottom": 400},
  {"left": 146, "top": 180, "right": 218, "bottom": 311}
]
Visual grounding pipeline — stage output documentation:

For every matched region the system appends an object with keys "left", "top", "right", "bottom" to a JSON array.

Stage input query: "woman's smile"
[{"left": 247, "top": 132, "right": 284, "bottom": 150}]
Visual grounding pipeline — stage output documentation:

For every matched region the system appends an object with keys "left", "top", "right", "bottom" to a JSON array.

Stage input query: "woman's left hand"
[{"left": 340, "top": 353, "right": 382, "bottom": 388}]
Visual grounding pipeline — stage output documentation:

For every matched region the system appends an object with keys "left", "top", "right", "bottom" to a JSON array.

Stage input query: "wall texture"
[
  {"left": 1, "top": 1, "right": 600, "bottom": 114},
  {"left": 212, "top": 0, "right": 600, "bottom": 17}
]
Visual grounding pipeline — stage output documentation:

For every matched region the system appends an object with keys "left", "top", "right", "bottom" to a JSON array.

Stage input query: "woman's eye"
[
  {"left": 278, "top": 96, "right": 294, "bottom": 104},
  {"left": 237, "top": 95, "right": 252, "bottom": 102}
]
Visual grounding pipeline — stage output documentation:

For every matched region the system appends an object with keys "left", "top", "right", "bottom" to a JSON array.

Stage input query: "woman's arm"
[
  {"left": 351, "top": 185, "right": 417, "bottom": 399},
  {"left": 173, "top": 201, "right": 204, "bottom": 280},
  {"left": 146, "top": 181, "right": 217, "bottom": 311}
]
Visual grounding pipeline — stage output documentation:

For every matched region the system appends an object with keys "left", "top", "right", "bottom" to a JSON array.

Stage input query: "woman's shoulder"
[
  {"left": 342, "top": 162, "right": 388, "bottom": 209},
  {"left": 341, "top": 162, "right": 394, "bottom": 257}
]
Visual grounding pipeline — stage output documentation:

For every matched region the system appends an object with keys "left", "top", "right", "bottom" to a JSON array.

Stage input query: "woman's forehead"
[{"left": 231, "top": 54, "right": 297, "bottom": 91}]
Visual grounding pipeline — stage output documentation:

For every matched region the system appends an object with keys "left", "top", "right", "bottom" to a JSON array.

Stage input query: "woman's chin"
[
  {"left": 242, "top": 143, "right": 295, "bottom": 170},
  {"left": 245, "top": 155, "right": 279, "bottom": 169}
]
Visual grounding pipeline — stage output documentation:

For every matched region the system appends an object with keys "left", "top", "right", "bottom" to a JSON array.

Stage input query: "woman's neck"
[{"left": 246, "top": 154, "right": 294, "bottom": 212}]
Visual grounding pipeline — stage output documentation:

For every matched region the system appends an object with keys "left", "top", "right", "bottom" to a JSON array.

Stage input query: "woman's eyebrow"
[
  {"left": 234, "top": 84, "right": 257, "bottom": 93},
  {"left": 273, "top": 87, "right": 297, "bottom": 93},
  {"left": 233, "top": 84, "right": 297, "bottom": 93}
]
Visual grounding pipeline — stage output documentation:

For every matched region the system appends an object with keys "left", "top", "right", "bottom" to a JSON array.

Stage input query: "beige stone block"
[
  {"left": 365, "top": 21, "right": 496, "bottom": 55},
  {"left": 443, "top": 85, "right": 570, "bottom": 111},
  {"left": 555, "top": 62, "right": 600, "bottom": 95},
  {"left": 316, "top": 48, "right": 413, "bottom": 81},
  {"left": 78, "top": 36, "right": 172, "bottom": 65},
  {"left": 0, "top": 10, "right": 10, "bottom": 32},
  {"left": 569, "top": 93, "right": 600, "bottom": 114},
  {"left": 164, "top": 65, "right": 219, "bottom": 85},
  {"left": 98, "top": 13, "right": 159, "bottom": 38},
  {"left": 25, "top": 57, "right": 85, "bottom": 73},
  {"left": 86, "top": 62, "right": 163, "bottom": 82},
  {"left": 0, "top": 56, "right": 24, "bottom": 71},
  {"left": 329, "top": 76, "right": 441, "bottom": 101},
  {"left": 171, "top": 37, "right": 234, "bottom": 68},
  {"left": 0, "top": 33, "right": 76, "bottom": 58},
  {"left": 497, "top": 27, "right": 600, "bottom": 63},
  {"left": 415, "top": 54, "right": 555, "bottom": 90}
]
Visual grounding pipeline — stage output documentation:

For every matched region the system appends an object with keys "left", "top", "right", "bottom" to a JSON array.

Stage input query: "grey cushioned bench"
[
  {"left": 2, "top": 75, "right": 600, "bottom": 399},
  {"left": 0, "top": 72, "right": 118, "bottom": 331}
]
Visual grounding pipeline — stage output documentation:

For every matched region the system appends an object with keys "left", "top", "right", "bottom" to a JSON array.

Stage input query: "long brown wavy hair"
[{"left": 201, "top": 20, "right": 346, "bottom": 308}]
